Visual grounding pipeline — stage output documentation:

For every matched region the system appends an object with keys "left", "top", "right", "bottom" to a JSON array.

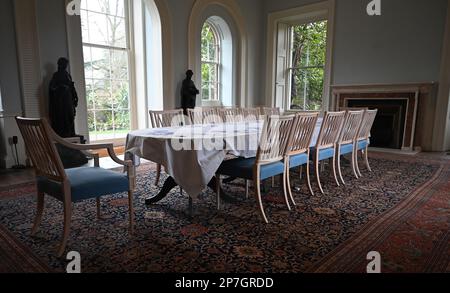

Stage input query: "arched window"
[{"left": 201, "top": 21, "right": 221, "bottom": 101}]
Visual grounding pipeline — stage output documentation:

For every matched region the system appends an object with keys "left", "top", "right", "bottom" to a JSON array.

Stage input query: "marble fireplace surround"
[{"left": 332, "top": 83, "right": 438, "bottom": 152}]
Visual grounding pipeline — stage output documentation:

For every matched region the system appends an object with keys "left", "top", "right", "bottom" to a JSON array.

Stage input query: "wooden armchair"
[{"left": 15, "top": 117, "right": 135, "bottom": 257}]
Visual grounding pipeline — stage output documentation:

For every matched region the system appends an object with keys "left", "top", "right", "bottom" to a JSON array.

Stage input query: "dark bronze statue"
[
  {"left": 181, "top": 69, "right": 199, "bottom": 115},
  {"left": 48, "top": 57, "right": 87, "bottom": 168},
  {"left": 49, "top": 57, "right": 78, "bottom": 138}
]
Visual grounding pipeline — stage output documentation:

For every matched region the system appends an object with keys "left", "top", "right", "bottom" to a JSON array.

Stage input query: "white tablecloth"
[{"left": 126, "top": 119, "right": 322, "bottom": 198}]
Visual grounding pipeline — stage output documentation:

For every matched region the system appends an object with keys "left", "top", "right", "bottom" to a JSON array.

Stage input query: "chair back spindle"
[
  {"left": 288, "top": 112, "right": 320, "bottom": 156},
  {"left": 149, "top": 109, "right": 185, "bottom": 128},
  {"left": 357, "top": 109, "right": 378, "bottom": 141},
  {"left": 15, "top": 117, "right": 66, "bottom": 182},
  {"left": 263, "top": 107, "right": 281, "bottom": 116},
  {"left": 316, "top": 111, "right": 346, "bottom": 149},
  {"left": 242, "top": 108, "right": 261, "bottom": 122},
  {"left": 339, "top": 110, "right": 364, "bottom": 145},
  {"left": 219, "top": 108, "right": 243, "bottom": 123},
  {"left": 257, "top": 115, "right": 295, "bottom": 165}
]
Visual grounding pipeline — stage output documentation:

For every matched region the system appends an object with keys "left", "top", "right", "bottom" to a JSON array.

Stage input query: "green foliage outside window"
[{"left": 290, "top": 21, "right": 327, "bottom": 110}]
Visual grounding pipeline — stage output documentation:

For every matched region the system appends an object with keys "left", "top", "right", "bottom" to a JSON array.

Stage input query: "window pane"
[
  {"left": 81, "top": 10, "right": 89, "bottom": 43},
  {"left": 85, "top": 0, "right": 125, "bottom": 17},
  {"left": 111, "top": 81, "right": 130, "bottom": 110},
  {"left": 86, "top": 11, "right": 109, "bottom": 47},
  {"left": 110, "top": 50, "right": 129, "bottom": 80},
  {"left": 290, "top": 67, "right": 324, "bottom": 110},
  {"left": 291, "top": 21, "right": 327, "bottom": 68},
  {"left": 83, "top": 46, "right": 92, "bottom": 79},
  {"left": 93, "top": 79, "right": 112, "bottom": 110},
  {"left": 85, "top": 79, "right": 95, "bottom": 110},
  {"left": 91, "top": 47, "right": 111, "bottom": 80},
  {"left": 107, "top": 15, "right": 127, "bottom": 48},
  {"left": 114, "top": 110, "right": 131, "bottom": 132}
]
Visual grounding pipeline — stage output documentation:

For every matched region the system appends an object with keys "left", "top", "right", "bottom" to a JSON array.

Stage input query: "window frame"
[
  {"left": 201, "top": 20, "right": 222, "bottom": 102},
  {"left": 287, "top": 19, "right": 328, "bottom": 110},
  {"left": 80, "top": 0, "right": 136, "bottom": 144},
  {"left": 265, "top": 0, "right": 335, "bottom": 112}
]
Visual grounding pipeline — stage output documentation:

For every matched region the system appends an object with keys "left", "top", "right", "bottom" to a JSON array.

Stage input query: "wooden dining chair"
[
  {"left": 149, "top": 109, "right": 186, "bottom": 128},
  {"left": 16, "top": 117, "right": 135, "bottom": 257},
  {"left": 241, "top": 108, "right": 261, "bottom": 122},
  {"left": 263, "top": 107, "right": 281, "bottom": 116},
  {"left": 188, "top": 108, "right": 222, "bottom": 124},
  {"left": 149, "top": 109, "right": 185, "bottom": 186},
  {"left": 336, "top": 110, "right": 365, "bottom": 184},
  {"left": 219, "top": 108, "right": 243, "bottom": 123},
  {"left": 215, "top": 115, "right": 295, "bottom": 223},
  {"left": 355, "top": 109, "right": 378, "bottom": 176},
  {"left": 285, "top": 112, "right": 319, "bottom": 204},
  {"left": 312, "top": 111, "right": 346, "bottom": 194}
]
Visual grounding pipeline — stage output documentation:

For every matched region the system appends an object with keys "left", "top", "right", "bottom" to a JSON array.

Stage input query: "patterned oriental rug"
[{"left": 0, "top": 154, "right": 448, "bottom": 273}]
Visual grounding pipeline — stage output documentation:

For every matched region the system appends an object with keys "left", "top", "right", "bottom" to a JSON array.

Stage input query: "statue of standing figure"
[
  {"left": 49, "top": 57, "right": 79, "bottom": 138},
  {"left": 48, "top": 57, "right": 88, "bottom": 169},
  {"left": 181, "top": 69, "right": 199, "bottom": 116}
]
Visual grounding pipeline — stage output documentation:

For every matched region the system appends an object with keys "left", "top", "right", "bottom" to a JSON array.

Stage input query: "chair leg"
[
  {"left": 337, "top": 150, "right": 345, "bottom": 185},
  {"left": 315, "top": 156, "right": 324, "bottom": 194},
  {"left": 96, "top": 198, "right": 101, "bottom": 219},
  {"left": 351, "top": 151, "right": 359, "bottom": 179},
  {"left": 332, "top": 153, "right": 340, "bottom": 187},
  {"left": 128, "top": 191, "right": 134, "bottom": 234},
  {"left": 355, "top": 150, "right": 362, "bottom": 177},
  {"left": 364, "top": 146, "right": 372, "bottom": 172},
  {"left": 283, "top": 168, "right": 292, "bottom": 210},
  {"left": 285, "top": 166, "right": 296, "bottom": 207},
  {"left": 299, "top": 166, "right": 303, "bottom": 180},
  {"left": 31, "top": 192, "right": 45, "bottom": 236},
  {"left": 255, "top": 177, "right": 269, "bottom": 223},
  {"left": 271, "top": 176, "right": 275, "bottom": 188},
  {"left": 57, "top": 200, "right": 72, "bottom": 258},
  {"left": 154, "top": 164, "right": 162, "bottom": 186},
  {"left": 306, "top": 161, "right": 314, "bottom": 196}
]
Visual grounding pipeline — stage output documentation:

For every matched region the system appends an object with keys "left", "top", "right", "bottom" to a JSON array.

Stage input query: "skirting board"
[{"left": 369, "top": 147, "right": 421, "bottom": 156}]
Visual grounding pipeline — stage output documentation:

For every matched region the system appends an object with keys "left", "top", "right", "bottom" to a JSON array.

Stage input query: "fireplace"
[{"left": 347, "top": 99, "right": 407, "bottom": 149}]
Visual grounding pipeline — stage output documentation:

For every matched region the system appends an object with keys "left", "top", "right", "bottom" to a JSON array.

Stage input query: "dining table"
[{"left": 125, "top": 118, "right": 323, "bottom": 202}]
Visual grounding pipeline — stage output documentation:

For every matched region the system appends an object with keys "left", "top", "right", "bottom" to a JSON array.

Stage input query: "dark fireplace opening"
[{"left": 348, "top": 99, "right": 408, "bottom": 149}]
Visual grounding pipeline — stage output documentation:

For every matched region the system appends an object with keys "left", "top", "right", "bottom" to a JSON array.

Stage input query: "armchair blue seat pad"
[
  {"left": 310, "top": 147, "right": 335, "bottom": 161},
  {"left": 289, "top": 153, "right": 308, "bottom": 169},
  {"left": 339, "top": 143, "right": 354, "bottom": 155},
  {"left": 357, "top": 139, "right": 369, "bottom": 150},
  {"left": 37, "top": 167, "right": 129, "bottom": 202},
  {"left": 217, "top": 157, "right": 285, "bottom": 181}
]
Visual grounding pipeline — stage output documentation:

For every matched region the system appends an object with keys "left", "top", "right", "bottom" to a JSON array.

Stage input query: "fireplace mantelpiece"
[{"left": 331, "top": 83, "right": 437, "bottom": 152}]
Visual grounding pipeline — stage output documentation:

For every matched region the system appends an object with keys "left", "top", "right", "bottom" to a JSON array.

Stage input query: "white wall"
[
  {"left": 36, "top": 0, "right": 70, "bottom": 119},
  {"left": 263, "top": 0, "right": 448, "bottom": 87}
]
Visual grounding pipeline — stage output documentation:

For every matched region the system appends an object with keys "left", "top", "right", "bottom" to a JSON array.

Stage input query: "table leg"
[
  {"left": 145, "top": 176, "right": 238, "bottom": 206},
  {"left": 145, "top": 177, "right": 178, "bottom": 205}
]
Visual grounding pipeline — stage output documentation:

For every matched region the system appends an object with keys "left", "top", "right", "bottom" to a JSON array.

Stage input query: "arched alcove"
[
  {"left": 188, "top": 0, "right": 248, "bottom": 107},
  {"left": 201, "top": 16, "right": 233, "bottom": 107}
]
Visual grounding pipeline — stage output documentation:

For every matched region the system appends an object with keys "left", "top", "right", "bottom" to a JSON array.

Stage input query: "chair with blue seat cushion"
[
  {"left": 285, "top": 112, "right": 319, "bottom": 205},
  {"left": 312, "top": 111, "right": 346, "bottom": 194},
  {"left": 215, "top": 115, "right": 295, "bottom": 223},
  {"left": 355, "top": 109, "right": 378, "bottom": 176},
  {"left": 16, "top": 117, "right": 135, "bottom": 257},
  {"left": 335, "top": 110, "right": 364, "bottom": 184}
]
